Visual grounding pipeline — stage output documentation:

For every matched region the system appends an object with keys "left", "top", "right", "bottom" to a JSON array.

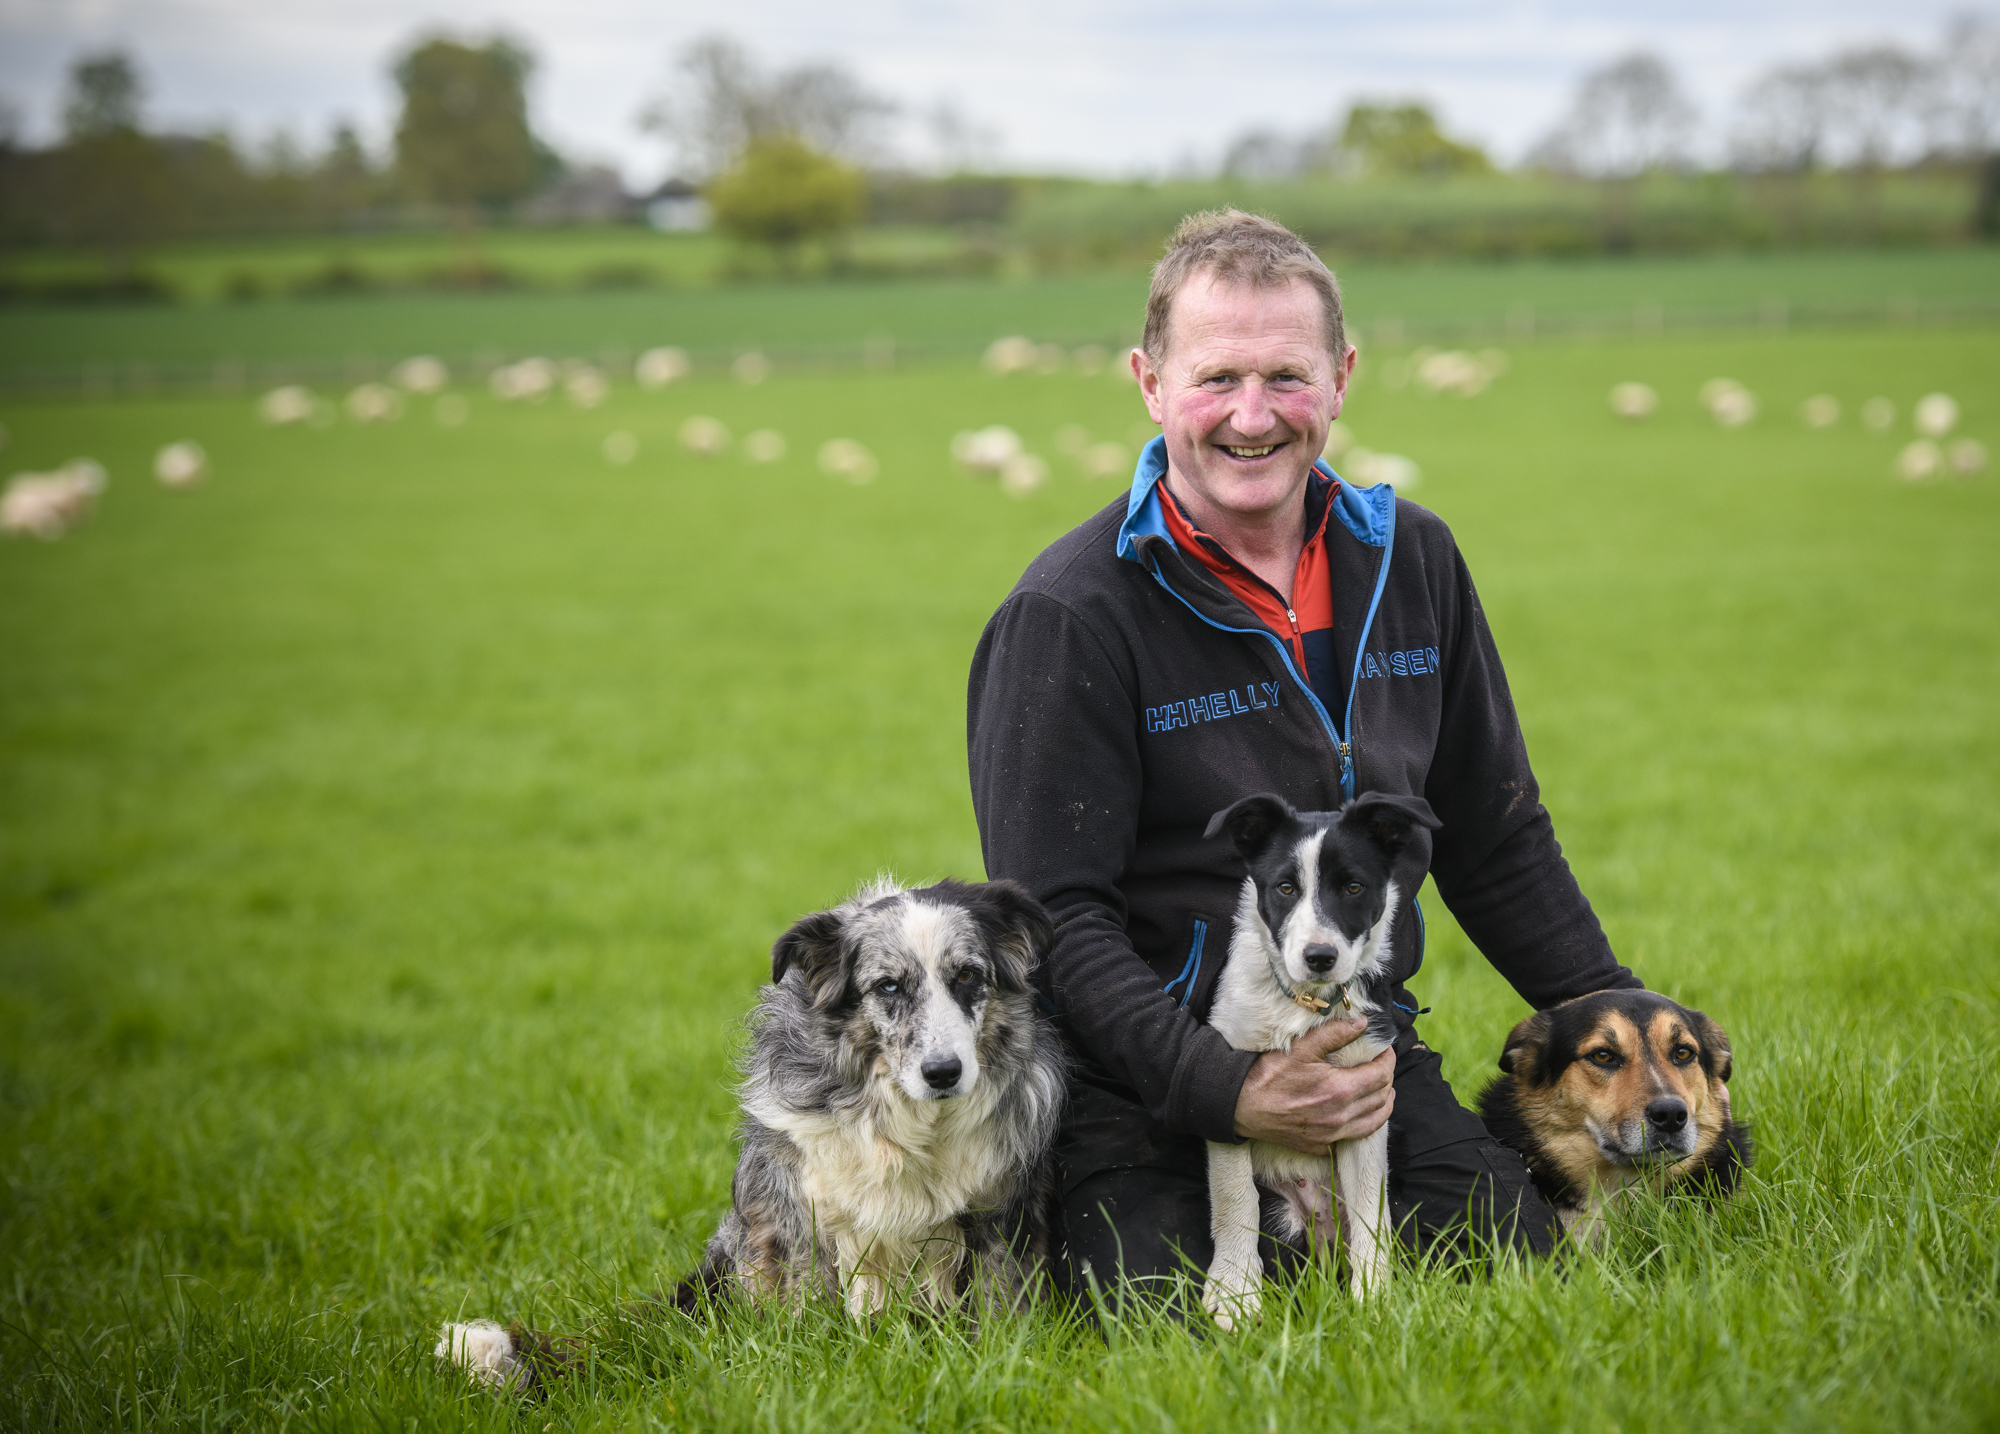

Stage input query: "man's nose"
[{"left": 1228, "top": 378, "right": 1284, "bottom": 437}]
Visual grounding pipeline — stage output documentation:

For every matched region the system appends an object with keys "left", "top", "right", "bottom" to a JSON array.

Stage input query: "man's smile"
[{"left": 1221, "top": 442, "right": 1283, "bottom": 460}]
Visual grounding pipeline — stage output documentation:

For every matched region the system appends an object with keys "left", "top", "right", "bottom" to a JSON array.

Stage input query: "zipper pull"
[
  {"left": 1286, "top": 607, "right": 1298, "bottom": 632},
  {"left": 1337, "top": 740, "right": 1353, "bottom": 776}
]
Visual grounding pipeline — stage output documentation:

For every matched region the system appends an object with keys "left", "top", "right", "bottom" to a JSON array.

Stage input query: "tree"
[
  {"left": 393, "top": 36, "right": 539, "bottom": 215},
  {"left": 1219, "top": 128, "right": 1312, "bottom": 180},
  {"left": 705, "top": 135, "right": 864, "bottom": 268},
  {"left": 1819, "top": 46, "right": 1927, "bottom": 171},
  {"left": 1731, "top": 63, "right": 1833, "bottom": 172},
  {"left": 1931, "top": 16, "right": 2000, "bottom": 238},
  {"left": 1932, "top": 15, "right": 2000, "bottom": 162},
  {"left": 641, "top": 36, "right": 895, "bottom": 179},
  {"left": 48, "top": 51, "right": 175, "bottom": 271},
  {"left": 309, "top": 124, "right": 382, "bottom": 225},
  {"left": 1340, "top": 103, "right": 1492, "bottom": 177},
  {"left": 64, "top": 51, "right": 143, "bottom": 139},
  {"left": 1529, "top": 53, "right": 1699, "bottom": 178}
]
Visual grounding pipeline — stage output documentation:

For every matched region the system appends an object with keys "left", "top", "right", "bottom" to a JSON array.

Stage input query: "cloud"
[{"left": 0, "top": 0, "right": 1978, "bottom": 178}]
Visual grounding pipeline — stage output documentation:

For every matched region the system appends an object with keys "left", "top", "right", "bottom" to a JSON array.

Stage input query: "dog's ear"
[
  {"left": 1497, "top": 1009, "right": 1550, "bottom": 1077},
  {"left": 1690, "top": 1008, "right": 1733, "bottom": 1084},
  {"left": 969, "top": 879, "right": 1054, "bottom": 993},
  {"left": 771, "top": 908, "right": 849, "bottom": 1001},
  {"left": 1342, "top": 791, "right": 1442, "bottom": 855},
  {"left": 1203, "top": 794, "right": 1295, "bottom": 859}
]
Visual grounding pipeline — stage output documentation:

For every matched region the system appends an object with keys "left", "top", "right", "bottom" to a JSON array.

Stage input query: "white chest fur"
[
  {"left": 746, "top": 1082, "right": 1018, "bottom": 1312},
  {"left": 1206, "top": 878, "right": 1393, "bottom": 1067}
]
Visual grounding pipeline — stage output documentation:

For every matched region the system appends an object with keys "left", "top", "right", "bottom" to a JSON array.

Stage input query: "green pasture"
[
  {"left": 5, "top": 246, "right": 2000, "bottom": 391},
  {"left": 1, "top": 295, "right": 1997, "bottom": 1429},
  {"left": 0, "top": 224, "right": 992, "bottom": 305}
]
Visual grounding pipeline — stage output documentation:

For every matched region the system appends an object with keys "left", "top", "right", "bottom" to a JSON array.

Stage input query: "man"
[{"left": 967, "top": 210, "right": 1639, "bottom": 1302}]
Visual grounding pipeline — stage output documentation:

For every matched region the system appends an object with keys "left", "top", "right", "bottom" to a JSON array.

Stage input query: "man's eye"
[
  {"left": 1345, "top": 882, "right": 1363, "bottom": 895},
  {"left": 1589, "top": 1049, "right": 1617, "bottom": 1066},
  {"left": 1276, "top": 881, "right": 1296, "bottom": 896}
]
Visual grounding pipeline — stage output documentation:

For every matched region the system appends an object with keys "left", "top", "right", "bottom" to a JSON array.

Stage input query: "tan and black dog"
[{"left": 1477, "top": 989, "right": 1751, "bottom": 1243}]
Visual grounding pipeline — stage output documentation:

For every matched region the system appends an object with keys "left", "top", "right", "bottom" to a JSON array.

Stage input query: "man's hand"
[{"left": 1232, "top": 1016, "right": 1396, "bottom": 1153}]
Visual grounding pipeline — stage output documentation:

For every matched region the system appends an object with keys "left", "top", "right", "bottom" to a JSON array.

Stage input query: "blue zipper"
[
  {"left": 1339, "top": 518, "right": 1396, "bottom": 800},
  {"left": 1148, "top": 499, "right": 1427, "bottom": 1002},
  {"left": 1163, "top": 919, "right": 1207, "bottom": 1006},
  {"left": 1145, "top": 506, "right": 1395, "bottom": 800}
]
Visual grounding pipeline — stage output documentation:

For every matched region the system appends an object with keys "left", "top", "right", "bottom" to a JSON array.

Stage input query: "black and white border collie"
[
  {"left": 1200, "top": 791, "right": 1439, "bottom": 1327},
  {"left": 438, "top": 877, "right": 1065, "bottom": 1392}
]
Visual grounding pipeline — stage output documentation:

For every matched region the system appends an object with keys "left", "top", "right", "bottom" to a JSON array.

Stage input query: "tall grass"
[{"left": 2, "top": 310, "right": 1997, "bottom": 1429}]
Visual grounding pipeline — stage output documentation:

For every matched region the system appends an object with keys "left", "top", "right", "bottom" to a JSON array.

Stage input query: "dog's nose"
[
  {"left": 1303, "top": 944, "right": 1338, "bottom": 976},
  {"left": 921, "top": 1055, "right": 963, "bottom": 1091},
  {"left": 1645, "top": 1098, "right": 1688, "bottom": 1134}
]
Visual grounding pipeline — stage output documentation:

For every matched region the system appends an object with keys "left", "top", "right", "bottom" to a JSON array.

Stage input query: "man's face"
[{"left": 1134, "top": 274, "right": 1352, "bottom": 530}]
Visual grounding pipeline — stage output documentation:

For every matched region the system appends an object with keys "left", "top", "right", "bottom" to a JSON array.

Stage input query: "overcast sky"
[{"left": 0, "top": 0, "right": 1987, "bottom": 182}]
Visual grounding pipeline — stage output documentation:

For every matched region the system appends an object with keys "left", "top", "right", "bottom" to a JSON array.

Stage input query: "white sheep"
[
  {"left": 818, "top": 438, "right": 878, "bottom": 484},
  {"left": 635, "top": 347, "right": 691, "bottom": 389},
  {"left": 1609, "top": 383, "right": 1658, "bottom": 420},
  {"left": 679, "top": 416, "right": 731, "bottom": 456},
  {"left": 154, "top": 441, "right": 207, "bottom": 488},
  {"left": 1914, "top": 393, "right": 1959, "bottom": 438},
  {"left": 391, "top": 356, "right": 450, "bottom": 394}
]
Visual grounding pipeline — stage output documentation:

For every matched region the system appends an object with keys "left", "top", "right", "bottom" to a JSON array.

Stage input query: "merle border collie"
[
  {"left": 438, "top": 877, "right": 1065, "bottom": 1393},
  {"left": 1199, "top": 791, "right": 1439, "bottom": 1327},
  {"left": 1478, "top": 989, "right": 1751, "bottom": 1244}
]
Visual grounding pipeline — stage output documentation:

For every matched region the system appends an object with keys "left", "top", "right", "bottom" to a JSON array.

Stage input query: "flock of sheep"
[
  {"left": 10, "top": 334, "right": 1968, "bottom": 544},
  {"left": 0, "top": 335, "right": 1453, "bottom": 542},
  {"left": 1607, "top": 378, "right": 1987, "bottom": 482},
  {"left": 0, "top": 341, "right": 1134, "bottom": 542}
]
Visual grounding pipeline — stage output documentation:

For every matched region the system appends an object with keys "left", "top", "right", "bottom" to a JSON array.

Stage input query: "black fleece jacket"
[{"left": 967, "top": 448, "right": 1638, "bottom": 1177}]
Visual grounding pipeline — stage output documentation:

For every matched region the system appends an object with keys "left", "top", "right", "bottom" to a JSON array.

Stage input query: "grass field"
[
  {"left": 5, "top": 247, "right": 2000, "bottom": 393},
  {"left": 2, "top": 270, "right": 1998, "bottom": 1430}
]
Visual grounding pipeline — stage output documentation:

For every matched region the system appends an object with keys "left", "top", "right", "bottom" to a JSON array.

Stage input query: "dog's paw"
[
  {"left": 1201, "top": 1269, "right": 1261, "bottom": 1333},
  {"left": 435, "top": 1320, "right": 524, "bottom": 1392}
]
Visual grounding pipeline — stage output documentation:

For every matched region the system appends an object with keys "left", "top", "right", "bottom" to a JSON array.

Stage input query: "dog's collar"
[{"left": 1267, "top": 949, "right": 1352, "bottom": 1015}]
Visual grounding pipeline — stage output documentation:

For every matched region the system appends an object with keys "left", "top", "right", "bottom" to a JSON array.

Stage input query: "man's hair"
[{"left": 1142, "top": 209, "right": 1345, "bottom": 365}]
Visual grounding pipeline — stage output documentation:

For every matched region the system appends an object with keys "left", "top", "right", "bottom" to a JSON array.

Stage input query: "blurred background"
[{"left": 1, "top": 4, "right": 1998, "bottom": 302}]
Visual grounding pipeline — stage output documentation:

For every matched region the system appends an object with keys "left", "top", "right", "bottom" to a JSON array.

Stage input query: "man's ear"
[
  {"left": 1132, "top": 346, "right": 1164, "bottom": 424},
  {"left": 968, "top": 879, "right": 1054, "bottom": 994},
  {"left": 1203, "top": 793, "right": 1295, "bottom": 861},
  {"left": 771, "top": 909, "right": 850, "bottom": 1006},
  {"left": 1498, "top": 1010, "right": 1550, "bottom": 1077},
  {"left": 1342, "top": 791, "right": 1441, "bottom": 856}
]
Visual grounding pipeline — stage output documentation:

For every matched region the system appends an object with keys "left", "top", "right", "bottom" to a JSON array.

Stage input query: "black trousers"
[{"left": 1057, "top": 1032, "right": 1561, "bottom": 1310}]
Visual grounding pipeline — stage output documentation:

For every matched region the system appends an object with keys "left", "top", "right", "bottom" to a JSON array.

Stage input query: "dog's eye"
[
  {"left": 1589, "top": 1049, "right": 1617, "bottom": 1066},
  {"left": 1277, "top": 881, "right": 1296, "bottom": 897},
  {"left": 955, "top": 969, "right": 981, "bottom": 988},
  {"left": 1345, "top": 882, "right": 1363, "bottom": 896},
  {"left": 875, "top": 979, "right": 901, "bottom": 997},
  {"left": 1671, "top": 1045, "right": 1695, "bottom": 1064}
]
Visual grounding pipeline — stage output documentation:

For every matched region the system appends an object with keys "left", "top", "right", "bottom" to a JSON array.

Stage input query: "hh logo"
[{"left": 1147, "top": 682, "right": 1279, "bottom": 733}]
